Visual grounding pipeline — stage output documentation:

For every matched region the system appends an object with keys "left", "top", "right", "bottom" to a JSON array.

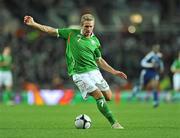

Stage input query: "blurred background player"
[
  {"left": 24, "top": 14, "right": 127, "bottom": 129},
  {"left": 171, "top": 51, "right": 180, "bottom": 92},
  {"left": 130, "top": 44, "right": 164, "bottom": 107},
  {"left": 0, "top": 46, "right": 14, "bottom": 104}
]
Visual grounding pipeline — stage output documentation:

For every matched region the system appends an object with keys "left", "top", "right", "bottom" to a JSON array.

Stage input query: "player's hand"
[
  {"left": 114, "top": 70, "right": 127, "bottom": 79},
  {"left": 152, "top": 62, "right": 159, "bottom": 68},
  {"left": 24, "top": 16, "right": 35, "bottom": 26}
]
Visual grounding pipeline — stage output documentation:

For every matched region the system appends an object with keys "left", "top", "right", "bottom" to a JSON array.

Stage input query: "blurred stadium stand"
[{"left": 0, "top": 0, "right": 179, "bottom": 91}]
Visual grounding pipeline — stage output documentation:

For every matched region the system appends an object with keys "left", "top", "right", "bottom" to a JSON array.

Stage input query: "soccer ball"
[{"left": 75, "top": 114, "right": 91, "bottom": 129}]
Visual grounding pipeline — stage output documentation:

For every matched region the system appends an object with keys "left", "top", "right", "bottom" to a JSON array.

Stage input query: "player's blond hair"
[{"left": 80, "top": 14, "right": 95, "bottom": 26}]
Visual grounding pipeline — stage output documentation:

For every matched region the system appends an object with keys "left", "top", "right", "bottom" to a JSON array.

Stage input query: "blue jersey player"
[{"left": 131, "top": 44, "right": 164, "bottom": 107}]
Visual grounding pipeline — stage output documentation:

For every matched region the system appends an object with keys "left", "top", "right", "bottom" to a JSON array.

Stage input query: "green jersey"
[
  {"left": 57, "top": 28, "right": 102, "bottom": 76},
  {"left": 0, "top": 54, "right": 12, "bottom": 71},
  {"left": 171, "top": 59, "right": 180, "bottom": 70}
]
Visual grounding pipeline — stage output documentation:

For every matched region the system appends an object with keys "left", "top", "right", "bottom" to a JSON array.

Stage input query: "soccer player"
[
  {"left": 0, "top": 46, "right": 13, "bottom": 104},
  {"left": 171, "top": 51, "right": 180, "bottom": 92},
  {"left": 131, "top": 44, "right": 164, "bottom": 107},
  {"left": 24, "top": 14, "right": 127, "bottom": 129}
]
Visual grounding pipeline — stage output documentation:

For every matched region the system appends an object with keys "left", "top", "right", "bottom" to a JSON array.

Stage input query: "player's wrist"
[
  {"left": 112, "top": 69, "right": 117, "bottom": 75},
  {"left": 31, "top": 22, "right": 38, "bottom": 27}
]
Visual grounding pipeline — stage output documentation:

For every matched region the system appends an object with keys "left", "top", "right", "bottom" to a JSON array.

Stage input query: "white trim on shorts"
[
  {"left": 173, "top": 73, "right": 180, "bottom": 91},
  {"left": 72, "top": 70, "right": 110, "bottom": 99},
  {"left": 0, "top": 70, "right": 13, "bottom": 87}
]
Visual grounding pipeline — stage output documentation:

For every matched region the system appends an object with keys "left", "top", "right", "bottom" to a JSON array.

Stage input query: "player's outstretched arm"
[
  {"left": 96, "top": 57, "right": 127, "bottom": 79},
  {"left": 24, "top": 15, "right": 57, "bottom": 36}
]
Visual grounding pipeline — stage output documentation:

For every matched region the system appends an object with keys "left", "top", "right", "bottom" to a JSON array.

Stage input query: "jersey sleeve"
[
  {"left": 171, "top": 60, "right": 177, "bottom": 70},
  {"left": 141, "top": 52, "right": 154, "bottom": 68},
  {"left": 94, "top": 37, "right": 102, "bottom": 59},
  {"left": 94, "top": 46, "right": 102, "bottom": 59},
  {"left": 57, "top": 28, "right": 72, "bottom": 39}
]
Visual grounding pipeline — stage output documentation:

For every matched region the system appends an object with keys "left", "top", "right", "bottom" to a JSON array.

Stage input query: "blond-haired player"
[{"left": 24, "top": 14, "right": 127, "bottom": 129}]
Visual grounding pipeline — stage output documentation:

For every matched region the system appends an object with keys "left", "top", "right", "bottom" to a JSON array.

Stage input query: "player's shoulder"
[
  {"left": 92, "top": 34, "right": 100, "bottom": 42},
  {"left": 70, "top": 28, "right": 80, "bottom": 32},
  {"left": 67, "top": 25, "right": 80, "bottom": 32},
  {"left": 93, "top": 36, "right": 101, "bottom": 46},
  {"left": 145, "top": 51, "right": 154, "bottom": 58},
  {"left": 59, "top": 27, "right": 80, "bottom": 32},
  {"left": 67, "top": 28, "right": 80, "bottom": 35}
]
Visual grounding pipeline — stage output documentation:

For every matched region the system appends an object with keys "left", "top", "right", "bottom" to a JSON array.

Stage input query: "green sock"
[
  {"left": 96, "top": 97, "right": 116, "bottom": 125},
  {"left": 2, "top": 92, "right": 9, "bottom": 103},
  {"left": 2, "top": 90, "right": 13, "bottom": 103}
]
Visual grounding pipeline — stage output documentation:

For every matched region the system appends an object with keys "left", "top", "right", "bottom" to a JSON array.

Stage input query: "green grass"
[{"left": 0, "top": 102, "right": 179, "bottom": 138}]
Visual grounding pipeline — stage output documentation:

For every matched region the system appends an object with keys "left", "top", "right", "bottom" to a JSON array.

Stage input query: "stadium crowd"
[{"left": 0, "top": 0, "right": 179, "bottom": 91}]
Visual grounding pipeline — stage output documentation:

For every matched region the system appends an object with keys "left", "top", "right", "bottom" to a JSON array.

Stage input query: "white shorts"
[
  {"left": 173, "top": 73, "right": 180, "bottom": 91},
  {"left": 0, "top": 71, "right": 13, "bottom": 87},
  {"left": 72, "top": 70, "right": 110, "bottom": 99}
]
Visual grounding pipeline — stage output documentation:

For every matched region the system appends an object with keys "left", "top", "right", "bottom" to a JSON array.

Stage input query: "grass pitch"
[{"left": 0, "top": 102, "right": 179, "bottom": 138}]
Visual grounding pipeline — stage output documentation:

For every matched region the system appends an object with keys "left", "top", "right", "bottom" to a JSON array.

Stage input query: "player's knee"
[
  {"left": 103, "top": 90, "right": 112, "bottom": 101},
  {"left": 105, "top": 95, "right": 112, "bottom": 101},
  {"left": 105, "top": 98, "right": 111, "bottom": 101},
  {"left": 90, "top": 89, "right": 104, "bottom": 100}
]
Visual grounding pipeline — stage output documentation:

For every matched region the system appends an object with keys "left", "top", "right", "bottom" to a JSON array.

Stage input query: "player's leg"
[
  {"left": 101, "top": 89, "right": 112, "bottom": 101},
  {"left": 3, "top": 71, "right": 13, "bottom": 105},
  {"left": 92, "top": 70, "right": 112, "bottom": 101},
  {"left": 0, "top": 85, "right": 2, "bottom": 103},
  {"left": 130, "top": 70, "right": 145, "bottom": 100},
  {"left": 143, "top": 70, "right": 159, "bottom": 107},
  {"left": 72, "top": 71, "right": 123, "bottom": 129},
  {"left": 148, "top": 78, "right": 159, "bottom": 107},
  {"left": 90, "top": 89, "right": 114, "bottom": 122},
  {"left": 0, "top": 71, "right": 3, "bottom": 102},
  {"left": 89, "top": 70, "right": 123, "bottom": 129},
  {"left": 172, "top": 74, "right": 180, "bottom": 101},
  {"left": 89, "top": 89, "right": 124, "bottom": 129}
]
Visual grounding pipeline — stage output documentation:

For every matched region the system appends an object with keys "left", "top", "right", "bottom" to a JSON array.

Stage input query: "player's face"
[
  {"left": 3, "top": 47, "right": 11, "bottom": 55},
  {"left": 81, "top": 21, "right": 94, "bottom": 37},
  {"left": 152, "top": 44, "right": 160, "bottom": 53}
]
